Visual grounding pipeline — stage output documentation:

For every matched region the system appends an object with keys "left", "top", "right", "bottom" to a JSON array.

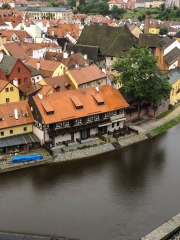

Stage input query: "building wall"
[
  {"left": 31, "top": 75, "right": 42, "bottom": 83},
  {"left": 149, "top": 27, "right": 160, "bottom": 34},
  {"left": 66, "top": 71, "right": 78, "bottom": 89},
  {"left": 156, "top": 47, "right": 169, "bottom": 71},
  {"left": 0, "top": 83, "right": 19, "bottom": 104},
  {"left": 0, "top": 124, "right": 33, "bottom": 138},
  {"left": 131, "top": 26, "right": 143, "bottom": 38},
  {"left": 79, "top": 77, "right": 107, "bottom": 89},
  {"left": 52, "top": 63, "right": 67, "bottom": 77},
  {"left": 33, "top": 125, "right": 44, "bottom": 145},
  {"left": 8, "top": 60, "right": 31, "bottom": 88},
  {"left": 170, "top": 79, "right": 180, "bottom": 105}
]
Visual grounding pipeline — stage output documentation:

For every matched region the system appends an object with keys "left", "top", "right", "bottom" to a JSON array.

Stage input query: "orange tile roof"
[
  {"left": 42, "top": 75, "right": 76, "bottom": 91},
  {"left": 0, "top": 79, "right": 9, "bottom": 91},
  {"left": 0, "top": 19, "right": 8, "bottom": 26},
  {"left": 48, "top": 24, "right": 79, "bottom": 39},
  {"left": 0, "top": 100, "right": 34, "bottom": 128},
  {"left": 3, "top": 42, "right": 29, "bottom": 61},
  {"left": 19, "top": 42, "right": 58, "bottom": 56},
  {"left": 72, "top": 14, "right": 87, "bottom": 19},
  {"left": 0, "top": 30, "right": 32, "bottom": 41},
  {"left": 37, "top": 85, "right": 53, "bottom": 95},
  {"left": 44, "top": 52, "right": 86, "bottom": 68},
  {"left": 25, "top": 58, "right": 61, "bottom": 78},
  {"left": 68, "top": 64, "right": 106, "bottom": 85},
  {"left": 19, "top": 81, "right": 42, "bottom": 96},
  {"left": 32, "top": 85, "right": 129, "bottom": 124}
]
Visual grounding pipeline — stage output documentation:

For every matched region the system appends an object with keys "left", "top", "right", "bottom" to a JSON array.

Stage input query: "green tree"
[
  {"left": 159, "top": 27, "right": 168, "bottom": 35},
  {"left": 110, "top": 5, "right": 125, "bottom": 19},
  {"left": 46, "top": 2, "right": 53, "bottom": 7},
  {"left": 160, "top": 3, "right": 165, "bottom": 10},
  {"left": 113, "top": 47, "right": 171, "bottom": 118},
  {"left": 2, "top": 3, "right": 11, "bottom": 9}
]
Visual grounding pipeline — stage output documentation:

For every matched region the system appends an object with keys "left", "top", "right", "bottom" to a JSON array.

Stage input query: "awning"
[
  {"left": 112, "top": 118, "right": 126, "bottom": 123},
  {"left": 0, "top": 133, "right": 40, "bottom": 148}
]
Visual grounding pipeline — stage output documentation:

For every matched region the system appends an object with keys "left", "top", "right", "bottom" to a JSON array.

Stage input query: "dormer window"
[
  {"left": 71, "top": 96, "right": 83, "bottom": 109},
  {"left": 92, "top": 94, "right": 104, "bottom": 105},
  {"left": 21, "top": 108, "right": 29, "bottom": 117},
  {"left": 41, "top": 101, "right": 54, "bottom": 115}
]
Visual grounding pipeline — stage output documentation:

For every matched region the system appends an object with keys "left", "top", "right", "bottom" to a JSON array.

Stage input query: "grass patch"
[
  {"left": 156, "top": 109, "right": 172, "bottom": 119},
  {"left": 151, "top": 114, "right": 180, "bottom": 135}
]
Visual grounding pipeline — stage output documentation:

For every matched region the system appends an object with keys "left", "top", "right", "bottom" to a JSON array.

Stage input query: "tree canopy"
[
  {"left": 2, "top": 3, "right": 11, "bottom": 9},
  {"left": 113, "top": 47, "right": 171, "bottom": 116},
  {"left": 159, "top": 27, "right": 168, "bottom": 35}
]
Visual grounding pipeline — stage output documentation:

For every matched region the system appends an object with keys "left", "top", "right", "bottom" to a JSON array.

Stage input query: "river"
[{"left": 0, "top": 125, "right": 180, "bottom": 240}]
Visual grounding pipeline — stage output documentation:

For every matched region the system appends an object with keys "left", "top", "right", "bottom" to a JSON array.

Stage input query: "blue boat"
[{"left": 11, "top": 155, "right": 43, "bottom": 163}]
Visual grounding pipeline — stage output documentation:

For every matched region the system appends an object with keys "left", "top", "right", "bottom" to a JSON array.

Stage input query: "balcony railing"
[{"left": 47, "top": 118, "right": 111, "bottom": 136}]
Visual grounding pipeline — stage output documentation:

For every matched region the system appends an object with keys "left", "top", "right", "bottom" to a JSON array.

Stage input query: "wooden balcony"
[{"left": 47, "top": 118, "right": 111, "bottom": 136}]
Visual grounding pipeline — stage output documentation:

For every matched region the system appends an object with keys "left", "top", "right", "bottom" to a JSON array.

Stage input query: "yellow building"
[
  {"left": 25, "top": 58, "right": 67, "bottom": 78},
  {"left": 168, "top": 68, "right": 180, "bottom": 106},
  {"left": 0, "top": 80, "right": 19, "bottom": 104},
  {"left": 0, "top": 100, "right": 38, "bottom": 154}
]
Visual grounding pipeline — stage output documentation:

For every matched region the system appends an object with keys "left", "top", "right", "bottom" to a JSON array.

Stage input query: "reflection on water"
[{"left": 0, "top": 126, "right": 180, "bottom": 240}]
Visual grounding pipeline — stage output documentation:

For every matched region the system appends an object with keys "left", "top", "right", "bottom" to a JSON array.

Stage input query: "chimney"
[
  {"left": 144, "top": 11, "right": 150, "bottom": 34},
  {"left": 13, "top": 78, "right": 18, "bottom": 87},
  {"left": 84, "top": 54, "right": 87, "bottom": 60},
  {"left": 63, "top": 50, "right": 69, "bottom": 59},
  {"left": 51, "top": 30, "right": 54, "bottom": 36},
  {"left": 71, "top": 50, "right": 74, "bottom": 55},
  {"left": 0, "top": 50, "right": 3, "bottom": 63},
  {"left": 14, "top": 108, "right": 18, "bottom": 120},
  {"left": 75, "top": 63, "right": 79, "bottom": 68},
  {"left": 37, "top": 61, "right": 40, "bottom": 70}
]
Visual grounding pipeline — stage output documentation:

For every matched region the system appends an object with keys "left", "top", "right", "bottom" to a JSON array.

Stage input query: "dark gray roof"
[
  {"left": 0, "top": 132, "right": 39, "bottom": 148},
  {"left": 139, "top": 33, "right": 159, "bottom": 47},
  {"left": 174, "top": 31, "right": 180, "bottom": 38},
  {"left": 158, "top": 36, "right": 176, "bottom": 50},
  {"left": 15, "top": 6, "right": 70, "bottom": 12},
  {"left": 160, "top": 67, "right": 180, "bottom": 85},
  {"left": 164, "top": 47, "right": 180, "bottom": 65},
  {"left": 0, "top": 55, "right": 17, "bottom": 75},
  {"left": 25, "top": 64, "right": 40, "bottom": 77},
  {"left": 77, "top": 24, "right": 138, "bottom": 57},
  {"left": 66, "top": 43, "right": 104, "bottom": 61}
]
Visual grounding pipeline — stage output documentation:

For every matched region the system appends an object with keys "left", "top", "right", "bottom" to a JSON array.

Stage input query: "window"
[
  {"left": 24, "top": 77, "right": 28, "bottom": 83},
  {"left": 10, "top": 130, "right": 13, "bottom": 134},
  {"left": 18, "top": 68, "right": 21, "bottom": 72},
  {"left": 5, "top": 88, "right": 9, "bottom": 92},
  {"left": 112, "top": 123, "right": 114, "bottom": 128},
  {"left": 117, "top": 122, "right": 119, "bottom": 126},
  {"left": 10, "top": 87, "right": 13, "bottom": 91},
  {"left": 24, "top": 127, "right": 27, "bottom": 131},
  {"left": 0, "top": 131, "right": 4, "bottom": 136},
  {"left": 18, "top": 79, "right": 21, "bottom": 84},
  {"left": 6, "top": 98, "right": 9, "bottom": 102},
  {"left": 37, "top": 77, "right": 39, "bottom": 79},
  {"left": 111, "top": 57, "right": 113, "bottom": 60}
]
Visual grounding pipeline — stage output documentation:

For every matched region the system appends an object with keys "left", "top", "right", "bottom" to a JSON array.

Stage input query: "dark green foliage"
[
  {"left": 2, "top": 3, "right": 11, "bottom": 9},
  {"left": 159, "top": 27, "right": 168, "bottom": 35},
  {"left": 113, "top": 47, "right": 172, "bottom": 118}
]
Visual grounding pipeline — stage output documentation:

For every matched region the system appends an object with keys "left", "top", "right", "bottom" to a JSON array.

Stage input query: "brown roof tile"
[
  {"left": 48, "top": 24, "right": 79, "bottom": 39},
  {"left": 19, "top": 81, "right": 42, "bottom": 96},
  {"left": 0, "top": 100, "right": 34, "bottom": 128},
  {"left": 68, "top": 64, "right": 106, "bottom": 85},
  {"left": 0, "top": 79, "right": 9, "bottom": 91},
  {"left": 42, "top": 75, "right": 76, "bottom": 91},
  {"left": 32, "top": 85, "right": 129, "bottom": 124},
  {"left": 3, "top": 42, "right": 29, "bottom": 61}
]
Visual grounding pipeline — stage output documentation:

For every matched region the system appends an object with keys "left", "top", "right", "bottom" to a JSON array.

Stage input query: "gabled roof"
[
  {"left": 32, "top": 85, "right": 129, "bottom": 125},
  {"left": 67, "top": 64, "right": 106, "bottom": 85},
  {"left": 0, "top": 100, "right": 34, "bottom": 129},
  {"left": 42, "top": 75, "right": 76, "bottom": 91},
  {"left": 139, "top": 33, "right": 159, "bottom": 47},
  {"left": 77, "top": 24, "right": 138, "bottom": 57},
  {"left": 164, "top": 47, "right": 180, "bottom": 65},
  {"left": 3, "top": 42, "right": 29, "bottom": 61},
  {"left": 66, "top": 43, "right": 104, "bottom": 62},
  {"left": 44, "top": 52, "right": 86, "bottom": 68},
  {"left": 25, "top": 58, "right": 61, "bottom": 78},
  {"left": 48, "top": 24, "right": 79, "bottom": 39},
  {"left": 160, "top": 67, "right": 180, "bottom": 85},
  {"left": 158, "top": 36, "right": 176, "bottom": 50},
  {"left": 174, "top": 30, "right": 180, "bottom": 38},
  {"left": 19, "top": 81, "right": 42, "bottom": 96},
  {"left": 0, "top": 79, "right": 9, "bottom": 92},
  {"left": 0, "top": 30, "right": 32, "bottom": 41},
  {"left": 0, "top": 55, "right": 17, "bottom": 76},
  {"left": 37, "top": 85, "right": 53, "bottom": 95},
  {"left": 25, "top": 64, "right": 40, "bottom": 77}
]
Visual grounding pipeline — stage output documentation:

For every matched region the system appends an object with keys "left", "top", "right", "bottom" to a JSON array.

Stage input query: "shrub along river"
[{"left": 0, "top": 125, "right": 180, "bottom": 240}]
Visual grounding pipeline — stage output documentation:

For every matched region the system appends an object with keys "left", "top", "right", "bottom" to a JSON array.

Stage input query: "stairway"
[{"left": 111, "top": 141, "right": 121, "bottom": 149}]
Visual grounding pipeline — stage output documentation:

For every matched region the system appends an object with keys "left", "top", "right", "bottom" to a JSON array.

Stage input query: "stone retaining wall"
[
  {"left": 54, "top": 143, "right": 115, "bottom": 162},
  {"left": 141, "top": 213, "right": 180, "bottom": 240}
]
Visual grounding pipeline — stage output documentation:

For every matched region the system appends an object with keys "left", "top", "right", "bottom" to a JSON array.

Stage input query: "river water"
[{"left": 0, "top": 125, "right": 180, "bottom": 240}]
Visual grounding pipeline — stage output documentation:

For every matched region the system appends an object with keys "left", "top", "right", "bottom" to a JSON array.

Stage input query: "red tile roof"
[
  {"left": 48, "top": 24, "right": 79, "bottom": 39},
  {"left": 3, "top": 42, "right": 29, "bottom": 61}
]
